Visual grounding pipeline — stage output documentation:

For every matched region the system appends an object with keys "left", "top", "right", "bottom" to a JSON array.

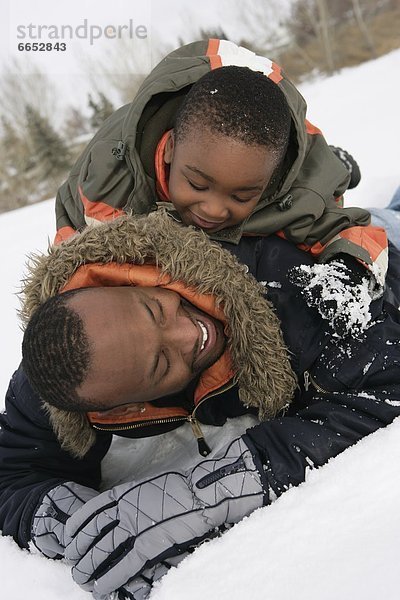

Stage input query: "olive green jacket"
[{"left": 55, "top": 39, "right": 386, "bottom": 280}]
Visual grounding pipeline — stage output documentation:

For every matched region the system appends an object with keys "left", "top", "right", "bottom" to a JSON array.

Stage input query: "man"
[{"left": 1, "top": 211, "right": 400, "bottom": 600}]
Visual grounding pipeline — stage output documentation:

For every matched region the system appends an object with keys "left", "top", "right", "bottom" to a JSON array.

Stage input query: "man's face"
[
  {"left": 68, "top": 286, "right": 226, "bottom": 409},
  {"left": 164, "top": 129, "right": 278, "bottom": 233}
]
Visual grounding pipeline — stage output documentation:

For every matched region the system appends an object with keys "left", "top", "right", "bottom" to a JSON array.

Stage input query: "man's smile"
[
  {"left": 194, "top": 314, "right": 218, "bottom": 366},
  {"left": 182, "top": 299, "right": 225, "bottom": 373}
]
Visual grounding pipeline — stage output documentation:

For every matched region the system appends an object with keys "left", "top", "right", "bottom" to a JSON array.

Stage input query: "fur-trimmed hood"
[{"left": 20, "top": 211, "right": 297, "bottom": 457}]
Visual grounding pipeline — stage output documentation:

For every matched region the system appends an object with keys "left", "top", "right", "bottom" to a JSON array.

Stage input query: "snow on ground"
[
  {"left": 152, "top": 418, "right": 400, "bottom": 600},
  {"left": 299, "top": 50, "right": 400, "bottom": 209},
  {"left": 0, "top": 198, "right": 55, "bottom": 397},
  {"left": 1, "top": 49, "right": 400, "bottom": 600}
]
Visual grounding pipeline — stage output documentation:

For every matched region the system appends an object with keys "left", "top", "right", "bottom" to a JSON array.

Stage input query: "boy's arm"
[
  {"left": 0, "top": 366, "right": 111, "bottom": 549},
  {"left": 246, "top": 128, "right": 388, "bottom": 288},
  {"left": 287, "top": 128, "right": 388, "bottom": 287},
  {"left": 295, "top": 221, "right": 388, "bottom": 292},
  {"left": 54, "top": 178, "right": 82, "bottom": 243},
  {"left": 54, "top": 103, "right": 137, "bottom": 245}
]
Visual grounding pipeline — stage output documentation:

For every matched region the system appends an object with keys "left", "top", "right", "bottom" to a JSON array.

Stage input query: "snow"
[
  {"left": 260, "top": 281, "right": 282, "bottom": 288},
  {"left": 152, "top": 418, "right": 400, "bottom": 600},
  {"left": 1, "top": 49, "right": 400, "bottom": 600},
  {"left": 299, "top": 50, "right": 400, "bottom": 209},
  {"left": 290, "top": 261, "right": 373, "bottom": 338}
]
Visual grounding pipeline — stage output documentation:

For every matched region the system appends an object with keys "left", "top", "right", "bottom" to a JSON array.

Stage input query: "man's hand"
[
  {"left": 31, "top": 482, "right": 98, "bottom": 558},
  {"left": 289, "top": 257, "right": 374, "bottom": 338},
  {"left": 92, "top": 555, "right": 189, "bottom": 600},
  {"left": 64, "top": 438, "right": 266, "bottom": 599}
]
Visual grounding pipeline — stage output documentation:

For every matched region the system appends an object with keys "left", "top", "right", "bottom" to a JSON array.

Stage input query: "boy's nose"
[{"left": 200, "top": 199, "right": 229, "bottom": 221}]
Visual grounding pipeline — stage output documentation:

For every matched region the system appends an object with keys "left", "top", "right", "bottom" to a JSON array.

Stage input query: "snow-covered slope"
[
  {"left": 299, "top": 50, "right": 400, "bottom": 210},
  {"left": 0, "top": 49, "right": 399, "bottom": 600},
  {"left": 152, "top": 418, "right": 400, "bottom": 600}
]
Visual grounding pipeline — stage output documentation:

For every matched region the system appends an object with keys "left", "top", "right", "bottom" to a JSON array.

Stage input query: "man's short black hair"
[
  {"left": 174, "top": 65, "right": 292, "bottom": 163},
  {"left": 22, "top": 289, "right": 98, "bottom": 412}
]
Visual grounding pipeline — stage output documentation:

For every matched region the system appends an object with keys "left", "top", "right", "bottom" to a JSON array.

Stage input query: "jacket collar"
[{"left": 154, "top": 130, "right": 171, "bottom": 202}]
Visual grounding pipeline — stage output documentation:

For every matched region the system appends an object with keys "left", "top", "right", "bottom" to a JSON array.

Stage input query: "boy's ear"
[{"left": 164, "top": 130, "right": 175, "bottom": 164}]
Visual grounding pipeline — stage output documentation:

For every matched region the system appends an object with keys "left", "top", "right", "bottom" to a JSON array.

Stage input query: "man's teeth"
[{"left": 198, "top": 320, "right": 208, "bottom": 351}]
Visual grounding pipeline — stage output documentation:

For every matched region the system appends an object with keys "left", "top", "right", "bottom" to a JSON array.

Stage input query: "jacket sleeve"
[
  {"left": 54, "top": 177, "right": 83, "bottom": 243},
  {"left": 244, "top": 385, "right": 400, "bottom": 500},
  {"left": 285, "top": 129, "right": 388, "bottom": 286},
  {"left": 54, "top": 104, "right": 134, "bottom": 245},
  {"left": 245, "top": 126, "right": 388, "bottom": 285},
  {"left": 0, "top": 366, "right": 112, "bottom": 548},
  {"left": 245, "top": 230, "right": 400, "bottom": 498},
  {"left": 296, "top": 222, "right": 389, "bottom": 289}
]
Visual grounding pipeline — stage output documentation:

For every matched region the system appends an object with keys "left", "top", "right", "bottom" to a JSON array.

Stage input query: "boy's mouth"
[{"left": 187, "top": 211, "right": 226, "bottom": 231}]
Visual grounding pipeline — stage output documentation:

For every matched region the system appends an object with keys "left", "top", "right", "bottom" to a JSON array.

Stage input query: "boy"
[{"left": 55, "top": 40, "right": 388, "bottom": 323}]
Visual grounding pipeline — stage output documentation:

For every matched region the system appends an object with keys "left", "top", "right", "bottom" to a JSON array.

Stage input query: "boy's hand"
[
  {"left": 289, "top": 257, "right": 373, "bottom": 338},
  {"left": 329, "top": 145, "right": 361, "bottom": 189}
]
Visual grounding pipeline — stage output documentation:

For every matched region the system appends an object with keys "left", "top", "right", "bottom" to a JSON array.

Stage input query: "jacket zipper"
[
  {"left": 189, "top": 379, "right": 236, "bottom": 456},
  {"left": 303, "top": 370, "right": 327, "bottom": 394},
  {"left": 92, "top": 379, "right": 236, "bottom": 456},
  {"left": 92, "top": 415, "right": 187, "bottom": 433},
  {"left": 188, "top": 416, "right": 211, "bottom": 457}
]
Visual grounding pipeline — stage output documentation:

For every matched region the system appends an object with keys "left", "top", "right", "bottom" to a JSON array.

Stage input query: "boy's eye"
[
  {"left": 231, "top": 194, "right": 256, "bottom": 203},
  {"left": 187, "top": 180, "right": 208, "bottom": 191}
]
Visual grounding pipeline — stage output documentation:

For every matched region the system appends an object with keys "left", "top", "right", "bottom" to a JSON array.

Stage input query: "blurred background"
[{"left": 0, "top": 0, "right": 399, "bottom": 214}]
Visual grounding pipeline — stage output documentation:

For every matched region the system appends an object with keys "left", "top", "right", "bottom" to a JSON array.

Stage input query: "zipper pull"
[
  {"left": 112, "top": 141, "right": 126, "bottom": 161},
  {"left": 304, "top": 371, "right": 310, "bottom": 391},
  {"left": 189, "top": 417, "right": 211, "bottom": 457}
]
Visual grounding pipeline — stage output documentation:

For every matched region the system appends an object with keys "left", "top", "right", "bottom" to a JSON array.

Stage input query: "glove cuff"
[
  {"left": 191, "top": 437, "right": 266, "bottom": 525},
  {"left": 32, "top": 481, "right": 98, "bottom": 559}
]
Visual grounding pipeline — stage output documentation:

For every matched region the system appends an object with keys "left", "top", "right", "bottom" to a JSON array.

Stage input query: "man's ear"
[{"left": 164, "top": 130, "right": 175, "bottom": 164}]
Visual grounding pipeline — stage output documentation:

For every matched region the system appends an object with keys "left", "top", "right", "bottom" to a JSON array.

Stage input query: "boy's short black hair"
[
  {"left": 22, "top": 289, "right": 97, "bottom": 412},
  {"left": 174, "top": 66, "right": 291, "bottom": 162}
]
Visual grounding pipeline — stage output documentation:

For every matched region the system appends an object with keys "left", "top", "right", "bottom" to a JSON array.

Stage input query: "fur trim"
[{"left": 20, "top": 211, "right": 297, "bottom": 457}]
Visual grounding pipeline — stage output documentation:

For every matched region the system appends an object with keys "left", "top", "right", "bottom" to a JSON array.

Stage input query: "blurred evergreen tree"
[
  {"left": 88, "top": 92, "right": 115, "bottom": 130},
  {"left": 0, "top": 116, "right": 31, "bottom": 173},
  {"left": 25, "top": 104, "right": 71, "bottom": 182},
  {"left": 63, "top": 106, "right": 90, "bottom": 139}
]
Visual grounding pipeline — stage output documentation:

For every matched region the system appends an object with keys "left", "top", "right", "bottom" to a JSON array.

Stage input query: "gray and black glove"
[
  {"left": 289, "top": 257, "right": 375, "bottom": 338},
  {"left": 114, "top": 554, "right": 190, "bottom": 600},
  {"left": 31, "top": 481, "right": 98, "bottom": 559},
  {"left": 329, "top": 145, "right": 361, "bottom": 189},
  {"left": 64, "top": 437, "right": 266, "bottom": 599}
]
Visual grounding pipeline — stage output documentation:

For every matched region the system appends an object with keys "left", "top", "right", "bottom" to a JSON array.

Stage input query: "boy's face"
[
  {"left": 164, "top": 129, "right": 279, "bottom": 233},
  {"left": 68, "top": 286, "right": 226, "bottom": 409}
]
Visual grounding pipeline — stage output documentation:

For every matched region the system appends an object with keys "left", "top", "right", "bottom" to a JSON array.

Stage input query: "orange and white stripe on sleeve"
[
  {"left": 79, "top": 186, "right": 126, "bottom": 227},
  {"left": 297, "top": 225, "right": 389, "bottom": 288}
]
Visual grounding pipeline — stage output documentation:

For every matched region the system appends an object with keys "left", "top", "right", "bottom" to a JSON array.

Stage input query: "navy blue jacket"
[{"left": 1, "top": 236, "right": 400, "bottom": 548}]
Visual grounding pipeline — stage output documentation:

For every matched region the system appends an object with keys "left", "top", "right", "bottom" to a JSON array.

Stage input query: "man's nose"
[{"left": 164, "top": 303, "right": 198, "bottom": 359}]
